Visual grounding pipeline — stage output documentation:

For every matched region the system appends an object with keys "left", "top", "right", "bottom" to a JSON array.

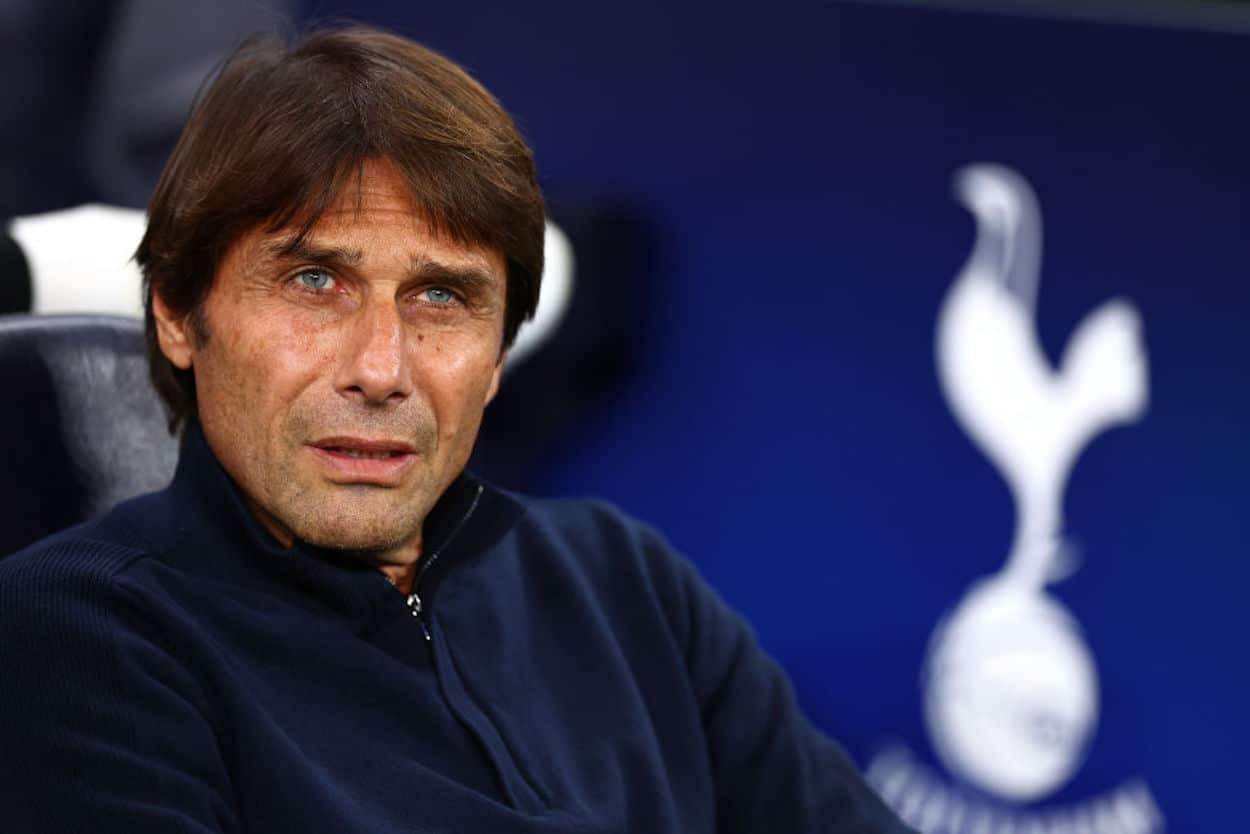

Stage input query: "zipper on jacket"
[
  {"left": 403, "top": 592, "right": 429, "bottom": 640},
  {"left": 391, "top": 483, "right": 484, "bottom": 642}
]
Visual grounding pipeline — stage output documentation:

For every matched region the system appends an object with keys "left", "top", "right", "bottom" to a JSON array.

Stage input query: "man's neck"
[
  {"left": 378, "top": 560, "right": 418, "bottom": 595},
  {"left": 242, "top": 491, "right": 423, "bottom": 594}
]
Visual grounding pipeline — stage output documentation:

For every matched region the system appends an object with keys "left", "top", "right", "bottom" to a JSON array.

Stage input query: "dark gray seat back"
[{"left": 0, "top": 314, "right": 178, "bottom": 555}]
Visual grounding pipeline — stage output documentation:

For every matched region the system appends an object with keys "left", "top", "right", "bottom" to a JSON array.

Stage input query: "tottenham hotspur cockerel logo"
[{"left": 866, "top": 164, "right": 1165, "bottom": 834}]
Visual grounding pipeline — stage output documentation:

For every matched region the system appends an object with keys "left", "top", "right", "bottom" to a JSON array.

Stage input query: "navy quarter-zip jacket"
[{"left": 0, "top": 423, "right": 911, "bottom": 833}]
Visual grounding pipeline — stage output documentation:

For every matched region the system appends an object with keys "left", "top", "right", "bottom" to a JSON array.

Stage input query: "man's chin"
[
  {"left": 301, "top": 528, "right": 408, "bottom": 554},
  {"left": 286, "top": 502, "right": 422, "bottom": 556}
]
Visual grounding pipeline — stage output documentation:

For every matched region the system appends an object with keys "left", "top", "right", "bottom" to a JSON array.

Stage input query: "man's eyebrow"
[
  {"left": 257, "top": 238, "right": 499, "bottom": 290},
  {"left": 407, "top": 256, "right": 500, "bottom": 292},
  {"left": 261, "top": 237, "right": 364, "bottom": 267}
]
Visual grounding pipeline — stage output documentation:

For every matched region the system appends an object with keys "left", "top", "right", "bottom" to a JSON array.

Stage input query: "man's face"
[{"left": 154, "top": 160, "right": 506, "bottom": 565}]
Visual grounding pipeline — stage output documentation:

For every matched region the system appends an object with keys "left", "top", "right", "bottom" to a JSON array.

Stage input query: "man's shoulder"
[
  {"left": 0, "top": 528, "right": 153, "bottom": 671},
  {"left": 503, "top": 491, "right": 696, "bottom": 597},
  {"left": 511, "top": 493, "right": 665, "bottom": 556},
  {"left": 514, "top": 492, "right": 637, "bottom": 531},
  {"left": 0, "top": 496, "right": 162, "bottom": 597}
]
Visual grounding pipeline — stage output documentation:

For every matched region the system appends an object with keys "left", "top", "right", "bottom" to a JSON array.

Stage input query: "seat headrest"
[{"left": 0, "top": 314, "right": 178, "bottom": 556}]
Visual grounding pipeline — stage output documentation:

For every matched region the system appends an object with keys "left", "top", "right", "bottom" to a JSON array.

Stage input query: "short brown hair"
[{"left": 136, "top": 24, "right": 545, "bottom": 431}]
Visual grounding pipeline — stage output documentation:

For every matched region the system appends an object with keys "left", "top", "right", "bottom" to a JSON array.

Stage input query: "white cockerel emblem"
[{"left": 924, "top": 164, "right": 1149, "bottom": 801}]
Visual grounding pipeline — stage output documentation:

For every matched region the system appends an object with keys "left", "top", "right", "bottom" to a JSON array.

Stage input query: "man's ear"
[
  {"left": 485, "top": 351, "right": 506, "bottom": 405},
  {"left": 151, "top": 291, "right": 195, "bottom": 370}
]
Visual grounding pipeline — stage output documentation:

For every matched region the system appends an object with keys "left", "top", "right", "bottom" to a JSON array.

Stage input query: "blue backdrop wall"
[{"left": 306, "top": 2, "right": 1247, "bottom": 830}]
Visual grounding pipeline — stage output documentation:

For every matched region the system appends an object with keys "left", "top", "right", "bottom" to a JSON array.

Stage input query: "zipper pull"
[{"left": 406, "top": 592, "right": 432, "bottom": 641}]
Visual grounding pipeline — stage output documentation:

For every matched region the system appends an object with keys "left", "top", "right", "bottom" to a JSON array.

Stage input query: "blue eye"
[
  {"left": 424, "top": 287, "right": 455, "bottom": 304},
  {"left": 297, "top": 269, "right": 334, "bottom": 291}
]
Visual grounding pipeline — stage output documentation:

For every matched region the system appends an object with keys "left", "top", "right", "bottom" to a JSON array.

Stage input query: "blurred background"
[{"left": 3, "top": 1, "right": 1248, "bottom": 831}]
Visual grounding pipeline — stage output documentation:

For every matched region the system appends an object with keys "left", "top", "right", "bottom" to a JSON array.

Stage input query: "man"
[{"left": 0, "top": 25, "right": 914, "bottom": 833}]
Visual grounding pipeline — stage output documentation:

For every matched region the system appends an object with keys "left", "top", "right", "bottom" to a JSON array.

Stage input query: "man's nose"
[{"left": 334, "top": 300, "right": 414, "bottom": 405}]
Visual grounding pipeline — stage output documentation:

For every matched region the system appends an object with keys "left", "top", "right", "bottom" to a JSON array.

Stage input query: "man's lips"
[
  {"left": 307, "top": 437, "right": 419, "bottom": 483},
  {"left": 312, "top": 437, "right": 417, "bottom": 456}
]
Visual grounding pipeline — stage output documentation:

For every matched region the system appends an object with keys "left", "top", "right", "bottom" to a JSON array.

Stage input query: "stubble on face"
[
  {"left": 255, "top": 403, "right": 442, "bottom": 553},
  {"left": 180, "top": 160, "right": 505, "bottom": 569}
]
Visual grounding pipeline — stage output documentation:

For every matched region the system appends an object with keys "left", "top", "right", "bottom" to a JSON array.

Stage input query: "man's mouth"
[
  {"left": 323, "top": 447, "right": 406, "bottom": 460},
  {"left": 307, "top": 437, "right": 419, "bottom": 482},
  {"left": 312, "top": 437, "right": 416, "bottom": 455}
]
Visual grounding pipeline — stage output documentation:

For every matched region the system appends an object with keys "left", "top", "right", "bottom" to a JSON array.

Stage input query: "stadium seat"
[{"left": 0, "top": 314, "right": 177, "bottom": 556}]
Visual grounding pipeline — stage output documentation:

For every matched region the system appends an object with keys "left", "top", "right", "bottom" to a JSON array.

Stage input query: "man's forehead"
[
  {"left": 225, "top": 160, "right": 505, "bottom": 279},
  {"left": 255, "top": 231, "right": 500, "bottom": 281},
  {"left": 319, "top": 164, "right": 425, "bottom": 220},
  {"left": 254, "top": 225, "right": 503, "bottom": 275},
  {"left": 251, "top": 218, "right": 502, "bottom": 281}
]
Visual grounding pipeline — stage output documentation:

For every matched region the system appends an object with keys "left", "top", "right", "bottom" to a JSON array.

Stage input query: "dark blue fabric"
[{"left": 0, "top": 423, "right": 910, "bottom": 833}]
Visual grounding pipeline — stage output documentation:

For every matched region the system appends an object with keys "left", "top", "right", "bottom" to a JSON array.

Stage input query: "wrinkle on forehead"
[
  {"left": 267, "top": 157, "right": 485, "bottom": 257},
  {"left": 253, "top": 159, "right": 505, "bottom": 279}
]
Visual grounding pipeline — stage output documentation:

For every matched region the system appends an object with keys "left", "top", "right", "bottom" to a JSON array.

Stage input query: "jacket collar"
[{"left": 146, "top": 420, "right": 525, "bottom": 631}]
